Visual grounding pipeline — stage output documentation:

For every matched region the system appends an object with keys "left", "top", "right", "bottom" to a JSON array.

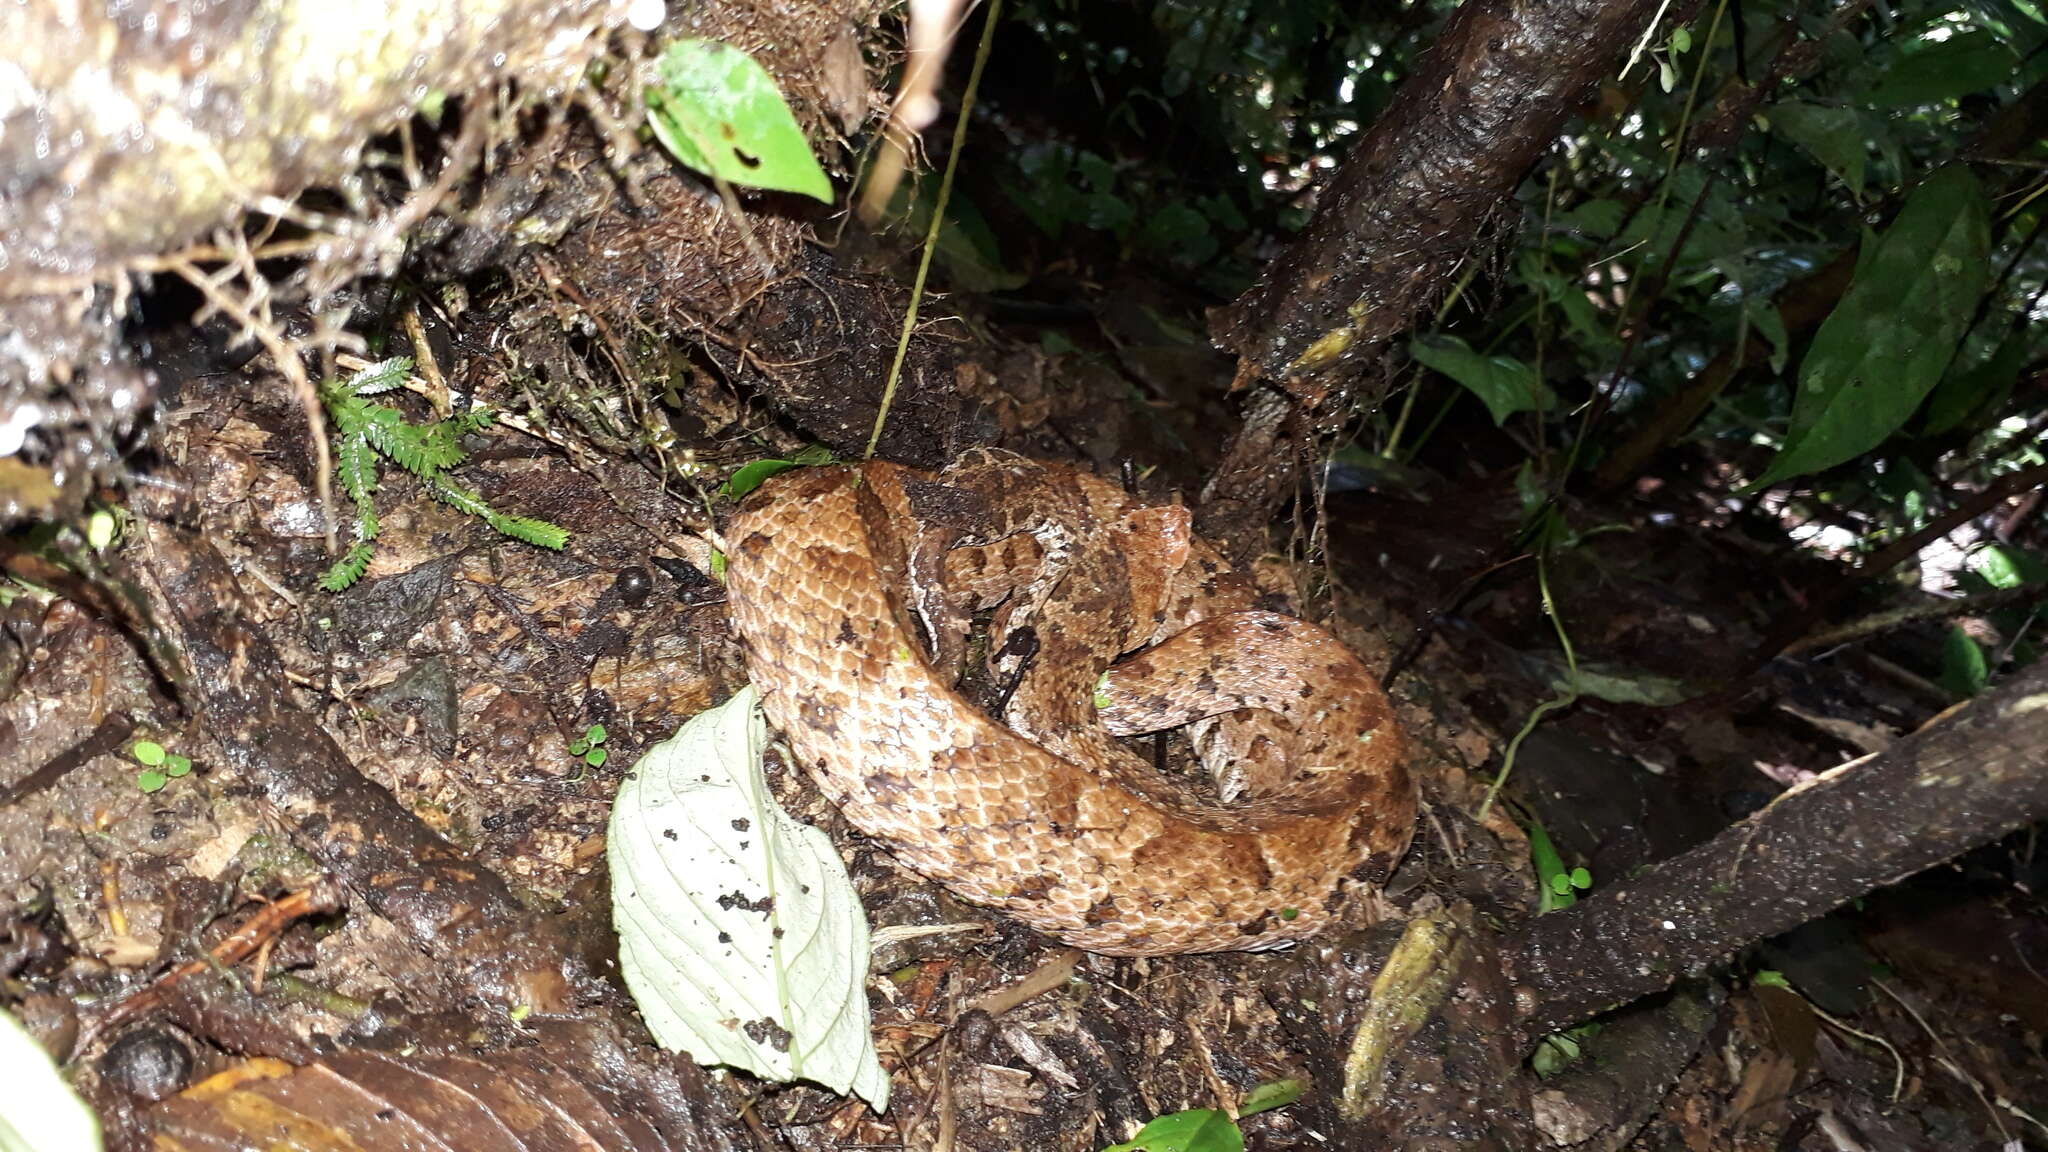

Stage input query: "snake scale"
[{"left": 724, "top": 450, "right": 1415, "bottom": 955}]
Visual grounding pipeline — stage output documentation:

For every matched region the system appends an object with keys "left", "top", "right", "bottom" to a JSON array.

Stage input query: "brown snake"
[{"left": 724, "top": 450, "right": 1415, "bottom": 955}]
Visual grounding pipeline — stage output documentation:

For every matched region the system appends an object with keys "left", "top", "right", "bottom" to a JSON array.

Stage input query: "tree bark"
[
  {"left": 1508, "top": 660, "right": 2048, "bottom": 1045},
  {"left": 1209, "top": 0, "right": 1698, "bottom": 405}
]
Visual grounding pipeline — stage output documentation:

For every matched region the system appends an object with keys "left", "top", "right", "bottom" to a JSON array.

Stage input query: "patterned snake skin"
[{"left": 723, "top": 450, "right": 1415, "bottom": 955}]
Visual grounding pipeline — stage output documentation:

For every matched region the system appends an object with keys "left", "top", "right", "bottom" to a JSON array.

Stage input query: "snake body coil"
[{"left": 724, "top": 452, "right": 1414, "bottom": 955}]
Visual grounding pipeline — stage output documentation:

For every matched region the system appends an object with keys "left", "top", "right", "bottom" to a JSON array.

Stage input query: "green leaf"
[
  {"left": 1410, "top": 335, "right": 1552, "bottom": 425},
  {"left": 723, "top": 458, "right": 810, "bottom": 499},
  {"left": 164, "top": 755, "right": 192, "bottom": 778},
  {"left": 0, "top": 1005, "right": 102, "bottom": 1151},
  {"left": 1771, "top": 101, "right": 1866, "bottom": 198},
  {"left": 334, "top": 432, "right": 380, "bottom": 509},
  {"left": 1102, "top": 1109, "right": 1244, "bottom": 1152},
  {"left": 132, "top": 740, "right": 166, "bottom": 767},
  {"left": 1939, "top": 625, "right": 1989, "bottom": 698},
  {"left": 1744, "top": 295, "right": 1791, "bottom": 375},
  {"left": 589, "top": 724, "right": 608, "bottom": 744},
  {"left": 1922, "top": 333, "right": 2026, "bottom": 436},
  {"left": 1236, "top": 1078, "right": 1303, "bottom": 1119},
  {"left": 1750, "top": 166, "right": 1991, "bottom": 489},
  {"left": 1527, "top": 818, "right": 1577, "bottom": 913},
  {"left": 486, "top": 512, "right": 571, "bottom": 551},
  {"left": 346, "top": 356, "right": 415, "bottom": 396},
  {"left": 1971, "top": 544, "right": 2047, "bottom": 590},
  {"left": 586, "top": 747, "right": 608, "bottom": 768},
  {"left": 609, "top": 686, "right": 888, "bottom": 1108},
  {"left": 569, "top": 739, "right": 589, "bottom": 756},
  {"left": 646, "top": 39, "right": 833, "bottom": 203},
  {"left": 320, "top": 542, "right": 376, "bottom": 592},
  {"left": 1866, "top": 32, "right": 2020, "bottom": 107},
  {"left": 86, "top": 509, "right": 117, "bottom": 550},
  {"left": 1568, "top": 866, "right": 1592, "bottom": 889},
  {"left": 136, "top": 770, "right": 168, "bottom": 794}
]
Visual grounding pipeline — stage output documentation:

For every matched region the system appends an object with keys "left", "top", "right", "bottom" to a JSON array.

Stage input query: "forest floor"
[{"left": 4, "top": 172, "right": 2045, "bottom": 1152}]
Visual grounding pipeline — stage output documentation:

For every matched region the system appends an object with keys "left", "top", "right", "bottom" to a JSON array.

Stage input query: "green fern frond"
[
  {"left": 334, "top": 433, "right": 379, "bottom": 509},
  {"left": 424, "top": 475, "right": 490, "bottom": 519},
  {"left": 427, "top": 477, "right": 570, "bottom": 551},
  {"left": 487, "top": 513, "right": 569, "bottom": 550},
  {"left": 363, "top": 409, "right": 465, "bottom": 475},
  {"left": 348, "top": 356, "right": 415, "bottom": 396},
  {"left": 318, "top": 364, "right": 566, "bottom": 592},
  {"left": 320, "top": 542, "right": 376, "bottom": 592}
]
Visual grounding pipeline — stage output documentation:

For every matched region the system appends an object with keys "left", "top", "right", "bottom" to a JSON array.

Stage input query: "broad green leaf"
[
  {"left": 1972, "top": 544, "right": 2048, "bottom": 589},
  {"left": 1410, "top": 335, "right": 1552, "bottom": 425},
  {"left": 132, "top": 740, "right": 166, "bottom": 766},
  {"left": 1939, "top": 625, "right": 1988, "bottom": 698},
  {"left": 0, "top": 1006, "right": 102, "bottom": 1151},
  {"left": 1866, "top": 32, "right": 2020, "bottom": 107},
  {"left": 1102, "top": 1109, "right": 1244, "bottom": 1152},
  {"left": 1750, "top": 166, "right": 1990, "bottom": 489},
  {"left": 1771, "top": 101, "right": 1866, "bottom": 198},
  {"left": 646, "top": 39, "right": 833, "bottom": 203},
  {"left": 610, "top": 687, "right": 888, "bottom": 1108}
]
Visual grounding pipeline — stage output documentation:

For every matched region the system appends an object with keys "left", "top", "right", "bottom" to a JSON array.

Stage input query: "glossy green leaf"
[
  {"left": 646, "top": 39, "right": 833, "bottom": 203},
  {"left": 1939, "top": 625, "right": 1988, "bottom": 698},
  {"left": 136, "top": 770, "right": 168, "bottom": 794},
  {"left": 132, "top": 740, "right": 166, "bottom": 766},
  {"left": 1410, "top": 335, "right": 1552, "bottom": 425},
  {"left": 1866, "top": 33, "right": 2020, "bottom": 107},
  {"left": 1750, "top": 166, "right": 1990, "bottom": 489},
  {"left": 1771, "top": 101, "right": 1866, "bottom": 198},
  {"left": 723, "top": 459, "right": 806, "bottom": 499},
  {"left": 0, "top": 1006, "right": 102, "bottom": 1151},
  {"left": 1102, "top": 1109, "right": 1244, "bottom": 1152},
  {"left": 164, "top": 755, "right": 192, "bottom": 778}
]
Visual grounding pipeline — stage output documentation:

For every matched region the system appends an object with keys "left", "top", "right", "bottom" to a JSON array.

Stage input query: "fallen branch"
[{"left": 1509, "top": 660, "right": 2048, "bottom": 1045}]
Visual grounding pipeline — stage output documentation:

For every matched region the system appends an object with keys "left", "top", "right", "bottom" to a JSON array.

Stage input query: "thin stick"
[{"left": 864, "top": 0, "right": 1004, "bottom": 459}]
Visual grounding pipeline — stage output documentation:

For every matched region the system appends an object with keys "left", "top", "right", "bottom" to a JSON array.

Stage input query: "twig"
[
  {"left": 864, "top": 0, "right": 1003, "bottom": 458},
  {"left": 0, "top": 714, "right": 135, "bottom": 809},
  {"left": 169, "top": 258, "right": 336, "bottom": 553}
]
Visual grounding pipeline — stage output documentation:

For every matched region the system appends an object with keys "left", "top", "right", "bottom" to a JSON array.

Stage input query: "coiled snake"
[{"left": 724, "top": 450, "right": 1414, "bottom": 955}]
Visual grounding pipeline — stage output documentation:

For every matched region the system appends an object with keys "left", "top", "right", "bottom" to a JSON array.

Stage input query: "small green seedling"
[
  {"left": 1527, "top": 818, "right": 1592, "bottom": 913},
  {"left": 1103, "top": 1079, "right": 1302, "bottom": 1152},
  {"left": 569, "top": 724, "right": 610, "bottom": 769},
  {"left": 131, "top": 740, "right": 194, "bottom": 794}
]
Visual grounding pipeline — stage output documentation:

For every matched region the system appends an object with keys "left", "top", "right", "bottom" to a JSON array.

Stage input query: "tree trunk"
[{"left": 1208, "top": 0, "right": 1699, "bottom": 406}]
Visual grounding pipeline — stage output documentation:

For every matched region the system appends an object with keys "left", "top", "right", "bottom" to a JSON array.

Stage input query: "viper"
[{"left": 722, "top": 450, "right": 1415, "bottom": 955}]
